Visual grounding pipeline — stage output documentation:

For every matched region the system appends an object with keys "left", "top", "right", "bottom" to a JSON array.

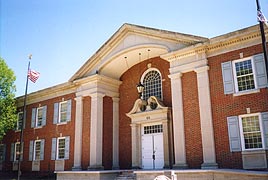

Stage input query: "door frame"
[{"left": 126, "top": 96, "right": 173, "bottom": 169}]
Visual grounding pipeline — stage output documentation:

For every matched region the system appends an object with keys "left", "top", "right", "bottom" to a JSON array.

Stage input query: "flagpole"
[
  {"left": 17, "top": 55, "right": 31, "bottom": 180},
  {"left": 256, "top": 0, "right": 268, "bottom": 81}
]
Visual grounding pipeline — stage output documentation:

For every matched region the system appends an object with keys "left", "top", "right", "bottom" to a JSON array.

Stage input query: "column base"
[
  {"left": 112, "top": 165, "right": 120, "bottom": 170},
  {"left": 72, "top": 166, "right": 82, "bottom": 171},
  {"left": 131, "top": 166, "right": 141, "bottom": 170},
  {"left": 88, "top": 165, "right": 104, "bottom": 170},
  {"left": 172, "top": 163, "right": 188, "bottom": 169},
  {"left": 201, "top": 162, "right": 218, "bottom": 169}
]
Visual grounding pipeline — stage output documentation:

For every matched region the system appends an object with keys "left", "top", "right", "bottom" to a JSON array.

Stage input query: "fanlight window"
[{"left": 142, "top": 70, "right": 162, "bottom": 100}]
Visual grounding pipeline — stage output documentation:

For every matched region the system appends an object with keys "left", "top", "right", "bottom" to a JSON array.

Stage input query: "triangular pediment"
[{"left": 70, "top": 23, "right": 208, "bottom": 81}]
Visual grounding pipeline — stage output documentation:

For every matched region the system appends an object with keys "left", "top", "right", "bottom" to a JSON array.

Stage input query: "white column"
[
  {"left": 130, "top": 123, "right": 140, "bottom": 169},
  {"left": 72, "top": 96, "right": 83, "bottom": 170},
  {"left": 112, "top": 97, "right": 120, "bottom": 169},
  {"left": 88, "top": 92, "right": 105, "bottom": 170},
  {"left": 194, "top": 66, "right": 218, "bottom": 169},
  {"left": 168, "top": 73, "right": 188, "bottom": 169}
]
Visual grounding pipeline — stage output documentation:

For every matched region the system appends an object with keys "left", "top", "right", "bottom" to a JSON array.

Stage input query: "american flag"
[
  {"left": 28, "top": 69, "right": 40, "bottom": 83},
  {"left": 257, "top": 10, "right": 267, "bottom": 23}
]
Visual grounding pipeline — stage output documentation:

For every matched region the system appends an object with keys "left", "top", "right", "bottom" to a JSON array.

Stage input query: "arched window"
[{"left": 141, "top": 69, "right": 162, "bottom": 100}]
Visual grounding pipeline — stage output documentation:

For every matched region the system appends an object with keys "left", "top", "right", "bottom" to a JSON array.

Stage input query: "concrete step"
[{"left": 114, "top": 171, "right": 136, "bottom": 180}]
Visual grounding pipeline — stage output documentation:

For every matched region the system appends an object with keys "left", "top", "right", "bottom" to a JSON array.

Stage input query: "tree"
[{"left": 0, "top": 57, "right": 17, "bottom": 140}]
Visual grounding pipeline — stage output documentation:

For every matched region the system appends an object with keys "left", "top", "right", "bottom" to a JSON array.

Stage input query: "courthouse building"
[{"left": 0, "top": 23, "right": 268, "bottom": 173}]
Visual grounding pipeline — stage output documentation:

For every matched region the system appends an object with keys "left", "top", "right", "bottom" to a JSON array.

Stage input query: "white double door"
[{"left": 141, "top": 125, "right": 164, "bottom": 169}]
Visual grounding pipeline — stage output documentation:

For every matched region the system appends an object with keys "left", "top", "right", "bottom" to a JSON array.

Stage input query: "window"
[
  {"left": 239, "top": 114, "right": 264, "bottom": 150},
  {"left": 51, "top": 136, "right": 70, "bottom": 160},
  {"left": 57, "top": 138, "right": 66, "bottom": 159},
  {"left": 144, "top": 124, "right": 163, "bottom": 134},
  {"left": 142, "top": 69, "right": 162, "bottom": 100},
  {"left": 227, "top": 112, "right": 268, "bottom": 152},
  {"left": 34, "top": 140, "right": 41, "bottom": 160},
  {"left": 10, "top": 142, "right": 23, "bottom": 162},
  {"left": 222, "top": 54, "right": 267, "bottom": 95},
  {"left": 16, "top": 112, "right": 23, "bottom": 131},
  {"left": 29, "top": 139, "right": 44, "bottom": 161},
  {"left": 59, "top": 102, "right": 68, "bottom": 123},
  {"left": 14, "top": 142, "right": 20, "bottom": 161},
  {"left": 0, "top": 144, "right": 6, "bottom": 162},
  {"left": 233, "top": 59, "right": 255, "bottom": 92},
  {"left": 53, "top": 100, "right": 72, "bottom": 124},
  {"left": 31, "top": 106, "right": 47, "bottom": 128}
]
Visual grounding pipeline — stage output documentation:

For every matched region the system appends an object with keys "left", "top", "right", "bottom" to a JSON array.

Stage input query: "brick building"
[{"left": 0, "top": 23, "right": 268, "bottom": 174}]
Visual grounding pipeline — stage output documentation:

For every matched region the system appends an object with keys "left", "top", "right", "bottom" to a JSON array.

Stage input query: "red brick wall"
[
  {"left": 119, "top": 57, "right": 171, "bottom": 169},
  {"left": 182, "top": 71, "right": 203, "bottom": 168},
  {"left": 208, "top": 44, "right": 268, "bottom": 169},
  {"left": 81, "top": 96, "right": 91, "bottom": 170},
  {"left": 102, "top": 96, "right": 113, "bottom": 169},
  {"left": 2, "top": 93, "right": 76, "bottom": 172}
]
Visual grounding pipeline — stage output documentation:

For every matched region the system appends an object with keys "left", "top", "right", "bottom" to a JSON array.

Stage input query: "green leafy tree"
[{"left": 0, "top": 57, "right": 17, "bottom": 140}]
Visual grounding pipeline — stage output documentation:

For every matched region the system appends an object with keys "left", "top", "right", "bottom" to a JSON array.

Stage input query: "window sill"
[
  {"left": 57, "top": 122, "right": 67, "bottom": 126},
  {"left": 233, "top": 89, "right": 260, "bottom": 97},
  {"left": 242, "top": 149, "right": 265, "bottom": 154},
  {"left": 34, "top": 126, "right": 43, "bottom": 129}
]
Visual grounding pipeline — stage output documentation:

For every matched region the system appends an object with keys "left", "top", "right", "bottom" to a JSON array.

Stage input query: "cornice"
[
  {"left": 161, "top": 24, "right": 267, "bottom": 63},
  {"left": 16, "top": 82, "right": 77, "bottom": 107}
]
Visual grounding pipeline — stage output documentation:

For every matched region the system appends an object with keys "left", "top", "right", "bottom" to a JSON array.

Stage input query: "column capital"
[
  {"left": 168, "top": 72, "right": 182, "bottom": 80},
  {"left": 89, "top": 92, "right": 105, "bottom": 98},
  {"left": 74, "top": 96, "right": 83, "bottom": 101},
  {"left": 112, "top": 97, "right": 120, "bottom": 103},
  {"left": 194, "top": 65, "right": 209, "bottom": 74}
]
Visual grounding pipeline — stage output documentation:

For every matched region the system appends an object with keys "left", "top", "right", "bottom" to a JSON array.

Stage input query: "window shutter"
[
  {"left": 10, "top": 143, "right": 14, "bottom": 161},
  {"left": 227, "top": 116, "right": 241, "bottom": 152},
  {"left": 53, "top": 103, "right": 59, "bottom": 124},
  {"left": 64, "top": 136, "right": 70, "bottom": 160},
  {"left": 29, "top": 141, "right": 33, "bottom": 161},
  {"left": 23, "top": 112, "right": 26, "bottom": 129},
  {"left": 42, "top": 106, "right": 47, "bottom": 126},
  {"left": 51, "top": 138, "right": 57, "bottom": 160},
  {"left": 0, "top": 144, "right": 6, "bottom": 161},
  {"left": 254, "top": 54, "right": 268, "bottom": 88},
  {"left": 261, "top": 112, "right": 268, "bottom": 149},
  {"left": 221, "top": 61, "right": 235, "bottom": 94},
  {"left": 31, "top": 108, "right": 36, "bottom": 128},
  {"left": 40, "top": 139, "right": 45, "bottom": 160},
  {"left": 20, "top": 142, "right": 24, "bottom": 161},
  {"left": 67, "top": 100, "right": 72, "bottom": 122}
]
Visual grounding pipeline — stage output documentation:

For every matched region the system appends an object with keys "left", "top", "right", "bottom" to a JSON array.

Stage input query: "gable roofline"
[
  {"left": 161, "top": 24, "right": 266, "bottom": 61},
  {"left": 69, "top": 23, "right": 208, "bottom": 82}
]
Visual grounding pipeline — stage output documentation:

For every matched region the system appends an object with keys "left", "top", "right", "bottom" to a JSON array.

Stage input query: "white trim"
[
  {"left": 35, "top": 107, "right": 43, "bottom": 127},
  {"left": 232, "top": 57, "right": 257, "bottom": 93},
  {"left": 140, "top": 68, "right": 163, "bottom": 100},
  {"left": 58, "top": 101, "right": 68, "bottom": 124},
  {"left": 14, "top": 142, "right": 20, "bottom": 162},
  {"left": 16, "top": 112, "right": 23, "bottom": 131},
  {"left": 33, "top": 140, "right": 41, "bottom": 161},
  {"left": 56, "top": 137, "right": 66, "bottom": 160},
  {"left": 239, "top": 113, "right": 265, "bottom": 151}
]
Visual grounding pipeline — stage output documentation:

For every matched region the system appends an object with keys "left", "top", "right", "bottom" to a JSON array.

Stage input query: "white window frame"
[
  {"left": 16, "top": 112, "right": 23, "bottom": 131},
  {"left": 232, "top": 57, "right": 257, "bottom": 94},
  {"left": 14, "top": 142, "right": 20, "bottom": 161},
  {"left": 33, "top": 140, "right": 41, "bottom": 161},
  {"left": 35, "top": 107, "right": 43, "bottom": 127},
  {"left": 140, "top": 68, "right": 163, "bottom": 100},
  {"left": 56, "top": 137, "right": 66, "bottom": 160},
  {"left": 239, "top": 113, "right": 265, "bottom": 151},
  {"left": 59, "top": 101, "right": 68, "bottom": 123}
]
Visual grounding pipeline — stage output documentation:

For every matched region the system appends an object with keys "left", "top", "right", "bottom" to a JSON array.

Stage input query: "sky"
[{"left": 0, "top": 0, "right": 268, "bottom": 97}]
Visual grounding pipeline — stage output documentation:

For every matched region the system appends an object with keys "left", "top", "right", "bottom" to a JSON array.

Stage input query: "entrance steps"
[{"left": 115, "top": 171, "right": 136, "bottom": 180}]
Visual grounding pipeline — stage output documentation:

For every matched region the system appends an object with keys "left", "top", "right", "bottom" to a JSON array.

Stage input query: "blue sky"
[{"left": 0, "top": 0, "right": 267, "bottom": 97}]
